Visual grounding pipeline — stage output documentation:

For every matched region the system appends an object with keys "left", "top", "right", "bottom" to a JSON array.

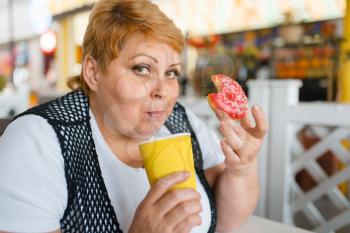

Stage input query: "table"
[{"left": 235, "top": 216, "right": 314, "bottom": 233}]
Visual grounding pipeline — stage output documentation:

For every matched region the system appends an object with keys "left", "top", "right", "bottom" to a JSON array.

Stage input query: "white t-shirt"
[{"left": 0, "top": 108, "right": 224, "bottom": 233}]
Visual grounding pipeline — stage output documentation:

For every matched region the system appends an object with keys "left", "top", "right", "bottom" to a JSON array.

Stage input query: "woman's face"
[{"left": 92, "top": 33, "right": 181, "bottom": 140}]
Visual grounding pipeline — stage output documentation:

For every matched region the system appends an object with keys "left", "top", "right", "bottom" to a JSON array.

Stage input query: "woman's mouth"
[{"left": 146, "top": 111, "right": 165, "bottom": 120}]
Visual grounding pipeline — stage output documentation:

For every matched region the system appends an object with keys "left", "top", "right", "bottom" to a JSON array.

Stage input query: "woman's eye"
[
  {"left": 165, "top": 69, "right": 180, "bottom": 79},
  {"left": 132, "top": 65, "right": 151, "bottom": 76}
]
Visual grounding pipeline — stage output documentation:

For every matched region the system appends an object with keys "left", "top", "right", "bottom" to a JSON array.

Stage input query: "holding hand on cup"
[
  {"left": 128, "top": 133, "right": 201, "bottom": 233},
  {"left": 128, "top": 172, "right": 202, "bottom": 233}
]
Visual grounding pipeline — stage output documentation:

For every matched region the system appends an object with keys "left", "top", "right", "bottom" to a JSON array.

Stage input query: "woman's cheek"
[
  {"left": 114, "top": 75, "right": 148, "bottom": 102},
  {"left": 168, "top": 83, "right": 179, "bottom": 108},
  {"left": 103, "top": 104, "right": 140, "bottom": 136}
]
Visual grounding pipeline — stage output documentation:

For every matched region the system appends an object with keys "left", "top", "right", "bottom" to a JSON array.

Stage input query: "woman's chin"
[{"left": 130, "top": 126, "right": 160, "bottom": 141}]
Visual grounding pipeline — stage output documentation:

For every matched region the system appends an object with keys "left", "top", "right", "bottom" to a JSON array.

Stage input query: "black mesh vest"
[{"left": 14, "top": 90, "right": 217, "bottom": 232}]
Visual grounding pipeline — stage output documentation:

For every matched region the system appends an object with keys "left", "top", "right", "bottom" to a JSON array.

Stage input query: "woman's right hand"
[{"left": 128, "top": 172, "right": 202, "bottom": 233}]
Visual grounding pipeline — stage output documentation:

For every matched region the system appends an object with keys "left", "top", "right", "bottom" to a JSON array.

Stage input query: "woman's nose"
[{"left": 150, "top": 77, "right": 169, "bottom": 99}]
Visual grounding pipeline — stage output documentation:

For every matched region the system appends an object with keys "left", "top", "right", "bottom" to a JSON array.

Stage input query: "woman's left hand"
[{"left": 214, "top": 105, "right": 268, "bottom": 176}]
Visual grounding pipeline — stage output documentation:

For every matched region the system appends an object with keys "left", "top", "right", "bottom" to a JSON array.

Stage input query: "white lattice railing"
[
  {"left": 248, "top": 80, "right": 350, "bottom": 233},
  {"left": 180, "top": 80, "right": 350, "bottom": 233}
]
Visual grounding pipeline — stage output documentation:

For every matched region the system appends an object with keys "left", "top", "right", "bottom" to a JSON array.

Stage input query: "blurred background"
[
  {"left": 1, "top": 1, "right": 350, "bottom": 233},
  {"left": 0, "top": 0, "right": 348, "bottom": 108}
]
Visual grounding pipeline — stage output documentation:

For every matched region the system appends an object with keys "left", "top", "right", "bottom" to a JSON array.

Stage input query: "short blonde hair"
[{"left": 68, "top": 0, "right": 185, "bottom": 92}]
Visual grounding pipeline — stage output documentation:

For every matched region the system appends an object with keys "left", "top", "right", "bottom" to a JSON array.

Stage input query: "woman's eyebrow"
[
  {"left": 131, "top": 53, "right": 158, "bottom": 63},
  {"left": 170, "top": 62, "right": 181, "bottom": 67}
]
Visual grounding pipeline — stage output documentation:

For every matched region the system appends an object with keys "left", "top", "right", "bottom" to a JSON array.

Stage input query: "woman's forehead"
[
  {"left": 122, "top": 33, "right": 178, "bottom": 55},
  {"left": 120, "top": 40, "right": 180, "bottom": 64}
]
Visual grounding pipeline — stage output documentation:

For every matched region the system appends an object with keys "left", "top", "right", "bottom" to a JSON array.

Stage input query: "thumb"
[{"left": 144, "top": 171, "right": 191, "bottom": 204}]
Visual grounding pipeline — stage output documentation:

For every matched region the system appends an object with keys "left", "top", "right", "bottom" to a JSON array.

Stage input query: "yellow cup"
[{"left": 139, "top": 133, "right": 196, "bottom": 190}]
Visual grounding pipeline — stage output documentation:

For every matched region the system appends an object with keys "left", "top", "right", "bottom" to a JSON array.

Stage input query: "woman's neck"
[{"left": 103, "top": 131, "right": 144, "bottom": 168}]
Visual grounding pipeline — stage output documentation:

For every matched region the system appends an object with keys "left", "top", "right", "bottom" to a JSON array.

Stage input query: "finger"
[
  {"left": 213, "top": 108, "right": 230, "bottom": 121},
  {"left": 145, "top": 172, "right": 191, "bottom": 204},
  {"left": 220, "top": 121, "right": 244, "bottom": 151},
  {"left": 225, "top": 118, "right": 247, "bottom": 138},
  {"left": 164, "top": 200, "right": 202, "bottom": 230},
  {"left": 251, "top": 105, "right": 269, "bottom": 139},
  {"left": 155, "top": 189, "right": 200, "bottom": 217},
  {"left": 173, "top": 214, "right": 202, "bottom": 233},
  {"left": 241, "top": 114, "right": 254, "bottom": 130},
  {"left": 220, "top": 139, "right": 240, "bottom": 164}
]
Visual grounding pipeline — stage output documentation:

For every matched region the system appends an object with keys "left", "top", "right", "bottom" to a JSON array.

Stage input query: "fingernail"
[
  {"left": 253, "top": 105, "right": 261, "bottom": 113},
  {"left": 182, "top": 171, "right": 191, "bottom": 178},
  {"left": 217, "top": 110, "right": 224, "bottom": 118}
]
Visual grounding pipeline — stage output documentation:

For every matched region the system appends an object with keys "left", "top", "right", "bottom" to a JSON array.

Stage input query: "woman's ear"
[{"left": 82, "top": 56, "right": 99, "bottom": 92}]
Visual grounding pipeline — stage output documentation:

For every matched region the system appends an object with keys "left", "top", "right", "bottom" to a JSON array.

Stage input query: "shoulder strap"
[{"left": 13, "top": 89, "right": 89, "bottom": 124}]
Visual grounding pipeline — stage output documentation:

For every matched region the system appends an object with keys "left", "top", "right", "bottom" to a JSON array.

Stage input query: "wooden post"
[
  {"left": 56, "top": 17, "right": 75, "bottom": 91},
  {"left": 337, "top": 0, "right": 350, "bottom": 200},
  {"left": 338, "top": 0, "right": 350, "bottom": 103}
]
